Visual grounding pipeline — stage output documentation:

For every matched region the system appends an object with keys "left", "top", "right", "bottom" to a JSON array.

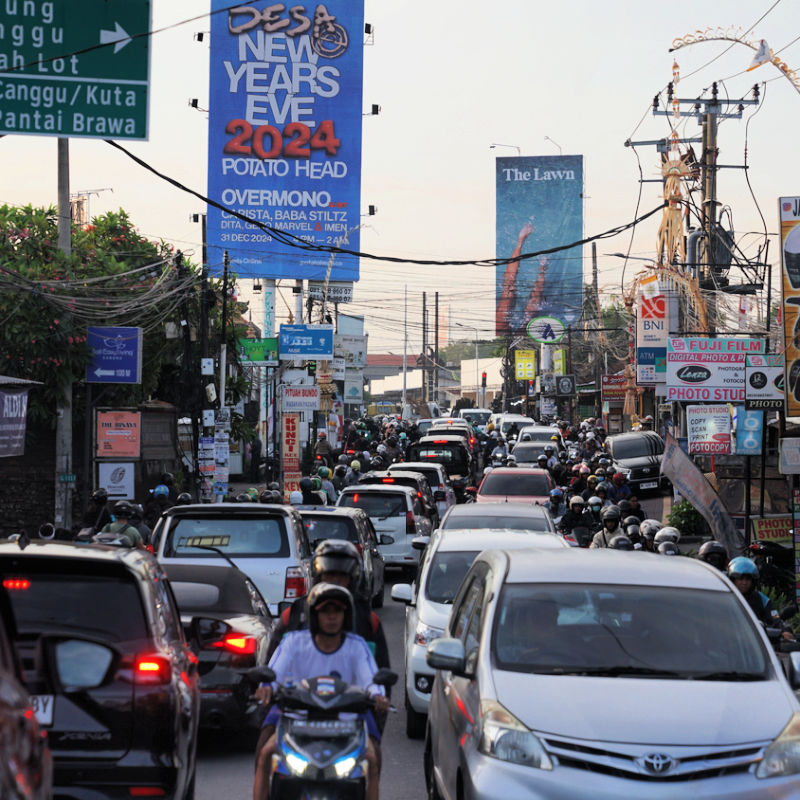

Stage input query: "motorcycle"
[
  {"left": 249, "top": 665, "right": 397, "bottom": 800},
  {"left": 747, "top": 541, "right": 794, "bottom": 599}
]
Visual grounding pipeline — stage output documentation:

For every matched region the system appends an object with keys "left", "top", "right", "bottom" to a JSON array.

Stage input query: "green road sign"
[{"left": 0, "top": 0, "right": 151, "bottom": 139}]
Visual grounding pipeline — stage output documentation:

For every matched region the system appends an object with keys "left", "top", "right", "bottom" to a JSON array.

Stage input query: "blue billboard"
[
  {"left": 207, "top": 2, "right": 364, "bottom": 280},
  {"left": 86, "top": 327, "right": 143, "bottom": 384},
  {"left": 279, "top": 324, "right": 334, "bottom": 360},
  {"left": 495, "top": 156, "right": 583, "bottom": 336}
]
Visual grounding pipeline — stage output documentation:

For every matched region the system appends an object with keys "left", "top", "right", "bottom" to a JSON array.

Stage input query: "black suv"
[
  {"left": 0, "top": 540, "right": 200, "bottom": 799},
  {"left": 604, "top": 431, "right": 667, "bottom": 494}
]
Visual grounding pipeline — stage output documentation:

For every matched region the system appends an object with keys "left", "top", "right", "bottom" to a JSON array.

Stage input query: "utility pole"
[
  {"left": 54, "top": 138, "right": 73, "bottom": 530},
  {"left": 422, "top": 292, "right": 427, "bottom": 403},
  {"left": 402, "top": 285, "right": 407, "bottom": 411},
  {"left": 434, "top": 291, "right": 440, "bottom": 406},
  {"left": 592, "top": 242, "right": 602, "bottom": 417}
]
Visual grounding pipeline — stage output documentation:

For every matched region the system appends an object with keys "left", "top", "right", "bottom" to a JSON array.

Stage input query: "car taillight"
[
  {"left": 284, "top": 566, "right": 307, "bottom": 600},
  {"left": 381, "top": 478, "right": 395, "bottom": 483},
  {"left": 354, "top": 542, "right": 364, "bottom": 556},
  {"left": 2, "top": 578, "right": 30, "bottom": 590},
  {"left": 406, "top": 511, "right": 415, "bottom": 534},
  {"left": 214, "top": 633, "right": 257, "bottom": 655},
  {"left": 134, "top": 655, "right": 171, "bottom": 685},
  {"left": 129, "top": 788, "right": 166, "bottom": 797}
]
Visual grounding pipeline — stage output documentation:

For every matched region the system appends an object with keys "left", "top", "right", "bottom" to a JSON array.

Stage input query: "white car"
[
  {"left": 386, "top": 461, "right": 457, "bottom": 519},
  {"left": 391, "top": 528, "right": 569, "bottom": 739},
  {"left": 337, "top": 484, "right": 432, "bottom": 575},
  {"left": 458, "top": 408, "right": 493, "bottom": 433}
]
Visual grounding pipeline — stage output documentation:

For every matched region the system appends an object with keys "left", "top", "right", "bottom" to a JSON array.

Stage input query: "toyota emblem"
[{"left": 639, "top": 752, "right": 677, "bottom": 774}]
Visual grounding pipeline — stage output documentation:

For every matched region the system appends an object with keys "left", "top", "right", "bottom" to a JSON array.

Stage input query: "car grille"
[
  {"left": 629, "top": 465, "right": 658, "bottom": 480},
  {"left": 540, "top": 734, "right": 764, "bottom": 781}
]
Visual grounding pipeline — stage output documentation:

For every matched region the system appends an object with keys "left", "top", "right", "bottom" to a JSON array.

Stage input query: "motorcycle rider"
[
  {"left": 79, "top": 487, "right": 112, "bottom": 535},
  {"left": 143, "top": 484, "right": 173, "bottom": 529},
  {"left": 543, "top": 488, "right": 566, "bottom": 519},
  {"left": 607, "top": 472, "right": 632, "bottom": 503},
  {"left": 318, "top": 466, "right": 338, "bottom": 504},
  {"left": 98, "top": 500, "right": 145, "bottom": 549},
  {"left": 698, "top": 539, "right": 729, "bottom": 572},
  {"left": 590, "top": 505, "right": 624, "bottom": 548},
  {"left": 254, "top": 582, "right": 389, "bottom": 800},
  {"left": 726, "top": 557, "right": 793, "bottom": 641},
  {"left": 314, "top": 431, "right": 333, "bottom": 468},
  {"left": 345, "top": 459, "right": 363, "bottom": 486},
  {"left": 558, "top": 496, "right": 594, "bottom": 537}
]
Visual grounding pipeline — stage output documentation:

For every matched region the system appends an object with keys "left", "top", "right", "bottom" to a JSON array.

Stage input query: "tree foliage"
[{"left": 0, "top": 205, "right": 249, "bottom": 428}]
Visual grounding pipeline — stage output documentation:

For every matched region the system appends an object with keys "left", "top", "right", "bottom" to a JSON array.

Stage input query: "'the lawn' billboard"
[{"left": 495, "top": 156, "right": 583, "bottom": 336}]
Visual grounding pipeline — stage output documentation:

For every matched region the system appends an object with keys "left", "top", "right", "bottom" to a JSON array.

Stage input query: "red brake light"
[
  {"left": 216, "top": 633, "right": 257, "bottom": 655},
  {"left": 284, "top": 566, "right": 307, "bottom": 600},
  {"left": 134, "top": 655, "right": 171, "bottom": 685},
  {"left": 433, "top": 439, "right": 449, "bottom": 444},
  {"left": 129, "top": 789, "right": 166, "bottom": 797},
  {"left": 417, "top": 491, "right": 422, "bottom": 498},
  {"left": 3, "top": 578, "right": 30, "bottom": 590},
  {"left": 381, "top": 478, "right": 395, "bottom": 483}
]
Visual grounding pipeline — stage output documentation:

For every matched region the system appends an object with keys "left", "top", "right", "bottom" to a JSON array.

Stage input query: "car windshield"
[
  {"left": 339, "top": 492, "right": 407, "bottom": 518},
  {"left": 502, "top": 419, "right": 532, "bottom": 433},
  {"left": 5, "top": 570, "right": 147, "bottom": 641},
  {"left": 441, "top": 513, "right": 550, "bottom": 532},
  {"left": 406, "top": 443, "right": 467, "bottom": 472},
  {"left": 611, "top": 436, "right": 664, "bottom": 460},
  {"left": 426, "top": 551, "right": 480, "bottom": 603},
  {"left": 480, "top": 472, "right": 550, "bottom": 497},
  {"left": 492, "top": 583, "right": 768, "bottom": 678},
  {"left": 510, "top": 443, "right": 547, "bottom": 462},
  {"left": 166, "top": 516, "right": 289, "bottom": 557},
  {"left": 461, "top": 411, "right": 490, "bottom": 425},
  {"left": 393, "top": 467, "right": 441, "bottom": 489},
  {"left": 302, "top": 515, "right": 358, "bottom": 544}
]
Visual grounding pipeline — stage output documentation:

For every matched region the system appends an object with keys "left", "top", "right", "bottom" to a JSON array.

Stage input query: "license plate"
[
  {"left": 640, "top": 481, "right": 658, "bottom": 490},
  {"left": 30, "top": 694, "right": 54, "bottom": 726}
]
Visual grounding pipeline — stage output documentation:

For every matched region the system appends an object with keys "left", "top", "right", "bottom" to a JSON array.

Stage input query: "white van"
[{"left": 457, "top": 408, "right": 492, "bottom": 433}]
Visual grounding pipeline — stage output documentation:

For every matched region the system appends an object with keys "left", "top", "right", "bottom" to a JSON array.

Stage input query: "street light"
[
  {"left": 543, "top": 136, "right": 563, "bottom": 155},
  {"left": 490, "top": 143, "right": 521, "bottom": 155},
  {"left": 456, "top": 322, "right": 480, "bottom": 405}
]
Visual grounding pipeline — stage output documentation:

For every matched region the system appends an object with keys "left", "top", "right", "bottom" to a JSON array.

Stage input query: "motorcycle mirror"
[
  {"left": 372, "top": 668, "right": 398, "bottom": 688},
  {"left": 246, "top": 665, "right": 276, "bottom": 687}
]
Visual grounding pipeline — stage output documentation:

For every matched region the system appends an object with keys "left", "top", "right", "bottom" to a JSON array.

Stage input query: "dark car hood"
[{"left": 614, "top": 453, "right": 662, "bottom": 469}]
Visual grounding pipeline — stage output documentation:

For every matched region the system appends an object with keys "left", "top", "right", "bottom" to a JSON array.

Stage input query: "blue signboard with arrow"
[{"left": 86, "top": 326, "right": 143, "bottom": 384}]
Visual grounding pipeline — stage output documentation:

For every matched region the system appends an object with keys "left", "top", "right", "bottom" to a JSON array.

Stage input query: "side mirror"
[
  {"left": 434, "top": 490, "right": 446, "bottom": 502},
  {"left": 426, "top": 637, "right": 469, "bottom": 676},
  {"left": 379, "top": 534, "right": 395, "bottom": 545},
  {"left": 246, "top": 665, "right": 276, "bottom": 688},
  {"left": 788, "top": 652, "right": 800, "bottom": 689},
  {"left": 465, "top": 487, "right": 478, "bottom": 497},
  {"left": 191, "top": 616, "right": 230, "bottom": 650},
  {"left": 412, "top": 535, "right": 429, "bottom": 551},
  {"left": 39, "top": 636, "right": 118, "bottom": 691},
  {"left": 277, "top": 600, "right": 293, "bottom": 617},
  {"left": 372, "top": 668, "right": 399, "bottom": 688},
  {"left": 391, "top": 583, "right": 413, "bottom": 604}
]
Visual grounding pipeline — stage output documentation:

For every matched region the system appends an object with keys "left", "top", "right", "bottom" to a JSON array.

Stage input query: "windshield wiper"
[
  {"left": 688, "top": 670, "right": 765, "bottom": 681},
  {"left": 545, "top": 665, "right": 687, "bottom": 678}
]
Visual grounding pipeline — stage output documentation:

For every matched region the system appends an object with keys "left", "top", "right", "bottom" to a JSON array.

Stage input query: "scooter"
[{"left": 249, "top": 665, "right": 397, "bottom": 800}]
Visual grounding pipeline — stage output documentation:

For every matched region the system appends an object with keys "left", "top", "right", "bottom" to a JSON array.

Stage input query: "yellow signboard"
[
  {"left": 780, "top": 196, "right": 800, "bottom": 414},
  {"left": 515, "top": 350, "right": 537, "bottom": 380}
]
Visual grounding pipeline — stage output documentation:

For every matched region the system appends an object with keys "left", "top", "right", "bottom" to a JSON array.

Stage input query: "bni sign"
[{"left": 86, "top": 327, "right": 143, "bottom": 384}]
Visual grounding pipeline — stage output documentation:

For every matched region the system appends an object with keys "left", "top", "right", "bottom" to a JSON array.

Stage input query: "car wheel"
[
  {"left": 405, "top": 691, "right": 426, "bottom": 739},
  {"left": 424, "top": 726, "right": 443, "bottom": 800},
  {"left": 372, "top": 579, "right": 384, "bottom": 609}
]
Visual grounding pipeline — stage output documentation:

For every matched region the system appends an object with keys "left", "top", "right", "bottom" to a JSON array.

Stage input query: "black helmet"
[
  {"left": 176, "top": 492, "right": 192, "bottom": 505},
  {"left": 91, "top": 487, "right": 108, "bottom": 504},
  {"left": 370, "top": 456, "right": 384, "bottom": 469},
  {"left": 130, "top": 503, "right": 145, "bottom": 521},
  {"left": 608, "top": 534, "right": 633, "bottom": 551},
  {"left": 236, "top": 492, "right": 253, "bottom": 503},
  {"left": 311, "top": 539, "right": 362, "bottom": 585},
  {"left": 268, "top": 482, "right": 280, "bottom": 491},
  {"left": 113, "top": 500, "right": 134, "bottom": 518},
  {"left": 160, "top": 472, "right": 175, "bottom": 486},
  {"left": 617, "top": 499, "right": 632, "bottom": 514},
  {"left": 387, "top": 436, "right": 398, "bottom": 447},
  {"left": 698, "top": 540, "right": 728, "bottom": 571},
  {"left": 657, "top": 541, "right": 680, "bottom": 556},
  {"left": 259, "top": 489, "right": 273, "bottom": 504},
  {"left": 537, "top": 454, "right": 548, "bottom": 465},
  {"left": 626, "top": 524, "right": 641, "bottom": 544},
  {"left": 307, "top": 582, "right": 354, "bottom": 634},
  {"left": 594, "top": 467, "right": 606, "bottom": 479},
  {"left": 598, "top": 457, "right": 611, "bottom": 468},
  {"left": 601, "top": 505, "right": 621, "bottom": 522},
  {"left": 300, "top": 477, "right": 313, "bottom": 491},
  {"left": 338, "top": 454, "right": 349, "bottom": 465},
  {"left": 334, "top": 464, "right": 347, "bottom": 478},
  {"left": 622, "top": 515, "right": 639, "bottom": 529}
]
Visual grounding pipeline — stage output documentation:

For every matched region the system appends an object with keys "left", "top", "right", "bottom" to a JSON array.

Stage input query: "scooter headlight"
[
  {"left": 284, "top": 750, "right": 310, "bottom": 776},
  {"left": 333, "top": 756, "right": 357, "bottom": 778}
]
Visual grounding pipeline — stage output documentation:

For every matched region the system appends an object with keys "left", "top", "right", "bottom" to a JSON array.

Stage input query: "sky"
[{"left": 1, "top": 0, "right": 798, "bottom": 354}]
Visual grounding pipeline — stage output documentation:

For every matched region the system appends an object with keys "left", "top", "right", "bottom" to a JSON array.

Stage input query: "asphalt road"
[{"left": 193, "top": 491, "right": 671, "bottom": 799}]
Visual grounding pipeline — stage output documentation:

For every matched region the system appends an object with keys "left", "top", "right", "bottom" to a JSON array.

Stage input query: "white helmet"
[{"left": 289, "top": 490, "right": 303, "bottom": 504}]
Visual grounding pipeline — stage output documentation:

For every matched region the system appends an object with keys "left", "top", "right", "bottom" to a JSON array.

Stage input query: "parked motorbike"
[{"left": 248, "top": 665, "right": 397, "bottom": 800}]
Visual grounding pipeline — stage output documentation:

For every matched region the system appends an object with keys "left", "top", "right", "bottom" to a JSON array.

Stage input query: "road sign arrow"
[
  {"left": 94, "top": 368, "right": 115, "bottom": 377},
  {"left": 100, "top": 21, "right": 132, "bottom": 54}
]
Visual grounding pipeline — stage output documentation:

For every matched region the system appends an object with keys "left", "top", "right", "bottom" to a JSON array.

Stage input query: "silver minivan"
[
  {"left": 337, "top": 484, "right": 432, "bottom": 575},
  {"left": 426, "top": 549, "right": 800, "bottom": 799}
]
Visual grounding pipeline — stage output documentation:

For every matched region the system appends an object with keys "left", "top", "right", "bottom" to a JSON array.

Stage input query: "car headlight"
[
  {"left": 479, "top": 699, "right": 553, "bottom": 770},
  {"left": 617, "top": 466, "right": 631, "bottom": 476},
  {"left": 414, "top": 622, "right": 443, "bottom": 647},
  {"left": 757, "top": 712, "right": 800, "bottom": 779}
]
